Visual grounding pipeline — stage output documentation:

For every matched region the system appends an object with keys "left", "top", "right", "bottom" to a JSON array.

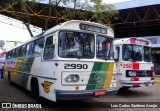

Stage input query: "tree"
[
  {"left": 4, "top": 0, "right": 118, "bottom": 37},
  {"left": 57, "top": 0, "right": 119, "bottom": 27},
  {"left": 74, "top": 0, "right": 119, "bottom": 27},
  {"left": 4, "top": 0, "right": 38, "bottom": 37},
  {"left": 37, "top": 0, "right": 118, "bottom": 27}
]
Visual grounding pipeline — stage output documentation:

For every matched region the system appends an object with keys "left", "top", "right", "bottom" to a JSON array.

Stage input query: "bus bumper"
[
  {"left": 120, "top": 80, "right": 156, "bottom": 87},
  {"left": 56, "top": 87, "right": 119, "bottom": 100}
]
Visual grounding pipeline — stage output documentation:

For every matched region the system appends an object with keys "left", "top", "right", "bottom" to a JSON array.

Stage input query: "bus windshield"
[
  {"left": 96, "top": 35, "right": 112, "bottom": 60},
  {"left": 123, "top": 44, "right": 142, "bottom": 61},
  {"left": 144, "top": 46, "right": 152, "bottom": 62},
  {"left": 59, "top": 31, "right": 94, "bottom": 58}
]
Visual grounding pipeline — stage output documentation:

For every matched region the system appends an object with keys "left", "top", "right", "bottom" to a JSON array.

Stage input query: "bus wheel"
[
  {"left": 8, "top": 72, "right": 14, "bottom": 85},
  {"left": 120, "top": 87, "right": 130, "bottom": 90},
  {"left": 31, "top": 78, "right": 43, "bottom": 103}
]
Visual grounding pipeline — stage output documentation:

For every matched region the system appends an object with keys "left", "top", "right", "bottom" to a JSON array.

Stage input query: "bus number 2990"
[{"left": 64, "top": 64, "right": 88, "bottom": 69}]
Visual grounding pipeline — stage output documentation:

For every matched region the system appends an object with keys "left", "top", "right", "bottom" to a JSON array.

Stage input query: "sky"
[
  {"left": 0, "top": 0, "right": 131, "bottom": 43},
  {"left": 104, "top": 0, "right": 130, "bottom": 4}
]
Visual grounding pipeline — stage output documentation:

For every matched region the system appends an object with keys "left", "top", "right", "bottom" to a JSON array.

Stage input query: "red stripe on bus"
[
  {"left": 133, "top": 84, "right": 140, "bottom": 87},
  {"left": 132, "top": 63, "right": 139, "bottom": 70},
  {"left": 151, "top": 77, "right": 154, "bottom": 80},
  {"left": 132, "top": 77, "right": 139, "bottom": 81},
  {"left": 130, "top": 38, "right": 136, "bottom": 44},
  {"left": 151, "top": 66, "right": 154, "bottom": 70}
]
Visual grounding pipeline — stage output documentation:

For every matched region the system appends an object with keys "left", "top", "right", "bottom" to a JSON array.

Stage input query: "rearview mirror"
[{"left": 114, "top": 46, "right": 119, "bottom": 62}]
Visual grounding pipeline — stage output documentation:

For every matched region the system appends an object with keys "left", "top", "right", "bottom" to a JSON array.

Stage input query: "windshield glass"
[
  {"left": 59, "top": 31, "right": 94, "bottom": 58},
  {"left": 96, "top": 35, "right": 112, "bottom": 60},
  {"left": 144, "top": 46, "right": 152, "bottom": 62},
  {"left": 123, "top": 44, "right": 142, "bottom": 61}
]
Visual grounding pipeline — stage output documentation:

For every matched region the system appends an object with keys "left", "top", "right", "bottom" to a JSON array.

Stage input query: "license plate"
[{"left": 95, "top": 90, "right": 106, "bottom": 96}]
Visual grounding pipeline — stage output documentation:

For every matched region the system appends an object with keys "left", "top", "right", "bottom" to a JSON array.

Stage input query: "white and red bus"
[{"left": 114, "top": 38, "right": 155, "bottom": 89}]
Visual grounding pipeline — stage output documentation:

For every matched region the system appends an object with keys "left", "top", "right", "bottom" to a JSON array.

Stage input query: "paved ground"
[{"left": 0, "top": 78, "right": 160, "bottom": 111}]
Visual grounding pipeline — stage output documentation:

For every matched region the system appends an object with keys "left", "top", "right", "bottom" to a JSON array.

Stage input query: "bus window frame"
[
  {"left": 58, "top": 30, "right": 95, "bottom": 59},
  {"left": 43, "top": 35, "right": 55, "bottom": 60},
  {"left": 26, "top": 42, "right": 35, "bottom": 57},
  {"left": 19, "top": 45, "right": 27, "bottom": 57},
  {"left": 96, "top": 35, "right": 113, "bottom": 60},
  {"left": 33, "top": 37, "right": 45, "bottom": 57}
]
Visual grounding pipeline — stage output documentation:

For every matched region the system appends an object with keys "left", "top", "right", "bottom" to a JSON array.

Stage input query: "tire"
[
  {"left": 31, "top": 78, "right": 43, "bottom": 103},
  {"left": 8, "top": 72, "right": 14, "bottom": 85},
  {"left": 120, "top": 87, "right": 130, "bottom": 90}
]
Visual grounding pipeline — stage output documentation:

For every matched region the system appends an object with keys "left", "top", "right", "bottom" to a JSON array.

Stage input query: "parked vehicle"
[
  {"left": 114, "top": 38, "right": 155, "bottom": 89},
  {"left": 4, "top": 20, "right": 118, "bottom": 102}
]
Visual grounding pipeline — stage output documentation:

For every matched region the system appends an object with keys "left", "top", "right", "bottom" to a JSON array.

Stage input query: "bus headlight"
[
  {"left": 65, "top": 74, "right": 80, "bottom": 82},
  {"left": 128, "top": 71, "right": 136, "bottom": 77}
]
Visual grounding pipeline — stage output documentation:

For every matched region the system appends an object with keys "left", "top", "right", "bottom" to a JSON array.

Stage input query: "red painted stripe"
[
  {"left": 133, "top": 84, "right": 140, "bottom": 87},
  {"left": 151, "top": 66, "right": 154, "bottom": 70},
  {"left": 132, "top": 77, "right": 139, "bottom": 81},
  {"left": 132, "top": 63, "right": 139, "bottom": 70},
  {"left": 151, "top": 77, "right": 154, "bottom": 80},
  {"left": 130, "top": 38, "right": 136, "bottom": 44}
]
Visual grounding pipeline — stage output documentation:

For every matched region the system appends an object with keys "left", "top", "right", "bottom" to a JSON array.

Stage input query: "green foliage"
[
  {"left": 4, "top": 0, "right": 118, "bottom": 29},
  {"left": 83, "top": 0, "right": 119, "bottom": 27},
  {"left": 29, "top": 0, "right": 38, "bottom": 7},
  {"left": 59, "top": 0, "right": 119, "bottom": 27}
]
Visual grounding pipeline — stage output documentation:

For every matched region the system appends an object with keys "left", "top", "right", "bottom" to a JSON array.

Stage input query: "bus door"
[{"left": 41, "top": 35, "right": 56, "bottom": 101}]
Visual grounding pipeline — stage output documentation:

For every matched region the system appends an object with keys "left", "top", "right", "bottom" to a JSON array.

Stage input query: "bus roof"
[
  {"left": 44, "top": 20, "right": 114, "bottom": 37},
  {"left": 7, "top": 20, "right": 114, "bottom": 52},
  {"left": 114, "top": 37, "right": 152, "bottom": 46}
]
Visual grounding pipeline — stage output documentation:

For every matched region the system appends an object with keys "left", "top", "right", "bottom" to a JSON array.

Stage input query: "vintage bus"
[
  {"left": 4, "top": 20, "right": 118, "bottom": 102},
  {"left": 114, "top": 37, "right": 155, "bottom": 89}
]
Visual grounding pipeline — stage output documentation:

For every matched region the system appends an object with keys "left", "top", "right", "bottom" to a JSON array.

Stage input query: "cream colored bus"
[
  {"left": 4, "top": 20, "right": 118, "bottom": 102},
  {"left": 114, "top": 37, "right": 155, "bottom": 89}
]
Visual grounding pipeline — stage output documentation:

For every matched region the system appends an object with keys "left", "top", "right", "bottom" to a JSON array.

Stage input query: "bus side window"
[
  {"left": 26, "top": 42, "right": 34, "bottom": 57},
  {"left": 6, "top": 52, "right": 9, "bottom": 59},
  {"left": 11, "top": 50, "right": 14, "bottom": 58},
  {"left": 14, "top": 48, "right": 19, "bottom": 58},
  {"left": 34, "top": 38, "right": 44, "bottom": 57},
  {"left": 44, "top": 36, "right": 55, "bottom": 60},
  {"left": 19, "top": 45, "right": 26, "bottom": 57},
  {"left": 19, "top": 47, "right": 22, "bottom": 57}
]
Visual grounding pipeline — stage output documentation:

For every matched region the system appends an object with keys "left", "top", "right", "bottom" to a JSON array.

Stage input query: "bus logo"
[
  {"left": 95, "top": 73, "right": 102, "bottom": 82},
  {"left": 41, "top": 81, "right": 53, "bottom": 93}
]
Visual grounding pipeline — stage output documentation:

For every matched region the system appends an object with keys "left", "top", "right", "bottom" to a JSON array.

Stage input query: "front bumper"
[
  {"left": 120, "top": 80, "right": 156, "bottom": 87},
  {"left": 56, "top": 87, "right": 119, "bottom": 100}
]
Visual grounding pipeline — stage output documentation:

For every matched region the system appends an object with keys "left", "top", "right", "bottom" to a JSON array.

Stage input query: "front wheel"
[
  {"left": 120, "top": 87, "right": 130, "bottom": 90},
  {"left": 31, "top": 79, "right": 43, "bottom": 103},
  {"left": 8, "top": 73, "right": 14, "bottom": 85}
]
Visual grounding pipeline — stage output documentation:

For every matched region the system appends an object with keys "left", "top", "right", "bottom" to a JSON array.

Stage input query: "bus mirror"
[
  {"left": 114, "top": 47, "right": 119, "bottom": 62},
  {"left": 53, "top": 37, "right": 58, "bottom": 45}
]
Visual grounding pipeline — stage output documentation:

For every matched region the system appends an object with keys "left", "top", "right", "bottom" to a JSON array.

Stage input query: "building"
[{"left": 0, "top": 40, "right": 23, "bottom": 52}]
